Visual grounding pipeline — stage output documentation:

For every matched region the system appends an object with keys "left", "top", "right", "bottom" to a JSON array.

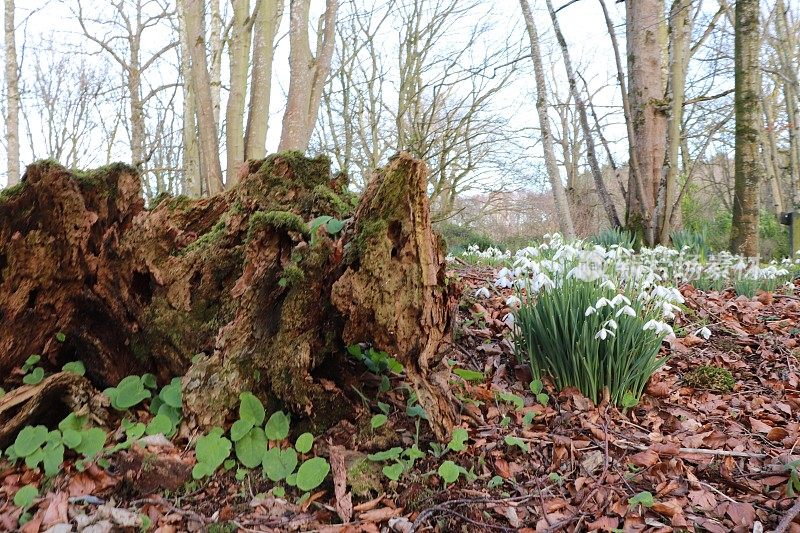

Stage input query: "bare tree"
[
  {"left": 519, "top": 0, "right": 574, "bottom": 238},
  {"left": 730, "top": 0, "right": 762, "bottom": 256},
  {"left": 224, "top": 0, "right": 255, "bottom": 184},
  {"left": 4, "top": 0, "right": 20, "bottom": 185},
  {"left": 278, "top": 0, "right": 338, "bottom": 152}
]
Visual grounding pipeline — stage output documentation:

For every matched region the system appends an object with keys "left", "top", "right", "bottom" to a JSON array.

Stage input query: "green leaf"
[
  {"left": 239, "top": 392, "right": 266, "bottom": 426},
  {"left": 124, "top": 421, "right": 146, "bottom": 441},
  {"left": 377, "top": 402, "right": 390, "bottom": 415},
  {"left": 159, "top": 378, "right": 182, "bottom": 408},
  {"left": 194, "top": 428, "right": 232, "bottom": 478},
  {"left": 448, "top": 427, "right": 469, "bottom": 452},
  {"left": 23, "top": 367, "right": 45, "bottom": 385},
  {"left": 235, "top": 468, "right": 248, "bottom": 481},
  {"left": 56, "top": 332, "right": 66, "bottom": 342},
  {"left": 367, "top": 447, "right": 403, "bottom": 462},
  {"left": 296, "top": 457, "right": 330, "bottom": 491},
  {"left": 529, "top": 379, "right": 543, "bottom": 394},
  {"left": 294, "top": 433, "right": 314, "bottom": 454},
  {"left": 42, "top": 442, "right": 64, "bottom": 477},
  {"left": 621, "top": 391, "right": 639, "bottom": 408},
  {"left": 382, "top": 462, "right": 404, "bottom": 481},
  {"left": 628, "top": 491, "right": 655, "bottom": 508},
  {"left": 309, "top": 215, "right": 333, "bottom": 234},
  {"left": 235, "top": 428, "right": 268, "bottom": 469},
  {"left": 61, "top": 429, "right": 82, "bottom": 449},
  {"left": 504, "top": 435, "right": 528, "bottom": 452},
  {"left": 145, "top": 414, "right": 173, "bottom": 436},
  {"left": 453, "top": 369, "right": 485, "bottom": 382},
  {"left": 497, "top": 391, "right": 524, "bottom": 410},
  {"left": 272, "top": 486, "right": 286, "bottom": 498},
  {"left": 13, "top": 484, "right": 38, "bottom": 509},
  {"left": 141, "top": 374, "right": 158, "bottom": 389},
  {"left": 14, "top": 425, "right": 48, "bottom": 457},
  {"left": 536, "top": 393, "right": 549, "bottom": 406},
  {"left": 74, "top": 428, "right": 107, "bottom": 459},
  {"left": 325, "top": 218, "right": 346, "bottom": 234},
  {"left": 24, "top": 354, "right": 41, "bottom": 369},
  {"left": 62, "top": 361, "right": 85, "bottom": 376},
  {"left": 522, "top": 411, "right": 536, "bottom": 427},
  {"left": 107, "top": 376, "right": 151, "bottom": 410},
  {"left": 379, "top": 375, "right": 390, "bottom": 393},
  {"left": 262, "top": 447, "right": 298, "bottom": 482},
  {"left": 438, "top": 460, "right": 460, "bottom": 484},
  {"left": 230, "top": 419, "right": 254, "bottom": 442},
  {"left": 488, "top": 475, "right": 504, "bottom": 488},
  {"left": 58, "top": 413, "right": 86, "bottom": 433},
  {"left": 264, "top": 411, "right": 290, "bottom": 441},
  {"left": 370, "top": 414, "right": 387, "bottom": 429}
]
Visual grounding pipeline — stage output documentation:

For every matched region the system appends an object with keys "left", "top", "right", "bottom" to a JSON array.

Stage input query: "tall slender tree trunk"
[
  {"left": 656, "top": 0, "right": 693, "bottom": 244},
  {"left": 544, "top": 0, "right": 621, "bottom": 229},
  {"left": 761, "top": 94, "right": 783, "bottom": 215},
  {"left": 183, "top": 0, "right": 224, "bottom": 194},
  {"left": 730, "top": 0, "right": 762, "bottom": 257},
  {"left": 225, "top": 0, "right": 253, "bottom": 185},
  {"left": 178, "top": 0, "right": 201, "bottom": 196},
  {"left": 245, "top": 0, "right": 283, "bottom": 160},
  {"left": 774, "top": 0, "right": 800, "bottom": 207},
  {"left": 278, "top": 0, "right": 338, "bottom": 152},
  {"left": 4, "top": 0, "right": 20, "bottom": 186},
  {"left": 626, "top": 0, "right": 667, "bottom": 245},
  {"left": 519, "top": 0, "right": 575, "bottom": 239},
  {"left": 209, "top": 0, "right": 222, "bottom": 128}
]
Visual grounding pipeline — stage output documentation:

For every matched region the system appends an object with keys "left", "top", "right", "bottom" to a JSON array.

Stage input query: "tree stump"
[{"left": 0, "top": 152, "right": 458, "bottom": 440}]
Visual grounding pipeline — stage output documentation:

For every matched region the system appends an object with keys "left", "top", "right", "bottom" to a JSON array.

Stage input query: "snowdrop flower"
[
  {"left": 505, "top": 295, "right": 521, "bottom": 308},
  {"left": 600, "top": 279, "right": 616, "bottom": 290},
  {"left": 474, "top": 287, "right": 491, "bottom": 299},
  {"left": 532, "top": 272, "right": 554, "bottom": 292},
  {"left": 502, "top": 313, "right": 515, "bottom": 328},
  {"left": 643, "top": 319, "right": 674, "bottom": 336},
  {"left": 594, "top": 297, "right": 612, "bottom": 309},
  {"left": 604, "top": 319, "right": 618, "bottom": 330},
  {"left": 611, "top": 294, "right": 631, "bottom": 306},
  {"left": 585, "top": 306, "right": 597, "bottom": 317},
  {"left": 595, "top": 328, "right": 615, "bottom": 340},
  {"left": 495, "top": 276, "right": 513, "bottom": 289},
  {"left": 615, "top": 305, "right": 636, "bottom": 318},
  {"left": 695, "top": 326, "right": 711, "bottom": 339}
]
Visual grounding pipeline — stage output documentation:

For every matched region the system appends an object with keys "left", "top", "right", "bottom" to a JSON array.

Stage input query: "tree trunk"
[
  {"left": 182, "top": 0, "right": 224, "bottom": 194},
  {"left": 225, "top": 0, "right": 253, "bottom": 186},
  {"left": 4, "top": 0, "right": 20, "bottom": 186},
  {"left": 730, "top": 0, "right": 762, "bottom": 257},
  {"left": 0, "top": 153, "right": 458, "bottom": 441},
  {"left": 626, "top": 0, "right": 667, "bottom": 245},
  {"left": 178, "top": 0, "right": 202, "bottom": 197},
  {"left": 278, "top": 0, "right": 338, "bottom": 152},
  {"left": 544, "top": 0, "right": 621, "bottom": 229},
  {"left": 519, "top": 0, "right": 575, "bottom": 239},
  {"left": 245, "top": 0, "right": 283, "bottom": 161}
]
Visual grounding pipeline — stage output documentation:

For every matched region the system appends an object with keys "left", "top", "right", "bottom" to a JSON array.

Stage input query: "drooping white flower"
[
  {"left": 605, "top": 319, "right": 618, "bottom": 330},
  {"left": 696, "top": 326, "right": 711, "bottom": 339},
  {"left": 502, "top": 313, "right": 515, "bottom": 328},
  {"left": 595, "top": 328, "right": 614, "bottom": 340},
  {"left": 505, "top": 295, "right": 521, "bottom": 308},
  {"left": 595, "top": 297, "right": 612, "bottom": 309},
  {"left": 600, "top": 279, "right": 616, "bottom": 290},
  {"left": 615, "top": 305, "right": 636, "bottom": 318},
  {"left": 610, "top": 294, "right": 631, "bottom": 307},
  {"left": 474, "top": 287, "right": 491, "bottom": 299},
  {"left": 585, "top": 306, "right": 597, "bottom": 317},
  {"left": 495, "top": 276, "right": 513, "bottom": 289}
]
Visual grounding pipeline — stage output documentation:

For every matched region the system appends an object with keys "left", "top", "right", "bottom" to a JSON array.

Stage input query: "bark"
[
  {"left": 761, "top": 93, "right": 783, "bottom": 215},
  {"left": 245, "top": 0, "right": 283, "bottom": 161},
  {"left": 0, "top": 152, "right": 458, "bottom": 441},
  {"left": 656, "top": 0, "right": 692, "bottom": 244},
  {"left": 519, "top": 0, "right": 575, "bottom": 239},
  {"left": 225, "top": 0, "right": 254, "bottom": 186},
  {"left": 774, "top": 0, "right": 800, "bottom": 207},
  {"left": 730, "top": 0, "right": 762, "bottom": 257},
  {"left": 182, "top": 0, "right": 224, "bottom": 194},
  {"left": 278, "top": 0, "right": 338, "bottom": 152},
  {"left": 178, "top": 0, "right": 202, "bottom": 197},
  {"left": 626, "top": 0, "right": 668, "bottom": 244},
  {"left": 4, "top": 0, "right": 20, "bottom": 186},
  {"left": 544, "top": 0, "right": 621, "bottom": 229},
  {"left": 209, "top": 0, "right": 223, "bottom": 128}
]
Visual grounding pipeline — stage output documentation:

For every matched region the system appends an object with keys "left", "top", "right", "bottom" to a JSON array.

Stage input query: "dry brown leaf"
[
  {"left": 358, "top": 506, "right": 404, "bottom": 523},
  {"left": 329, "top": 445, "right": 353, "bottom": 524},
  {"left": 766, "top": 427, "right": 789, "bottom": 442},
  {"left": 587, "top": 516, "right": 619, "bottom": 531},
  {"left": 629, "top": 449, "right": 660, "bottom": 468},
  {"left": 749, "top": 417, "right": 773, "bottom": 433}
]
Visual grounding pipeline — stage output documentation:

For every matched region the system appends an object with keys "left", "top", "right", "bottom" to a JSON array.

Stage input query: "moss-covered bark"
[{"left": 0, "top": 152, "right": 457, "bottom": 439}]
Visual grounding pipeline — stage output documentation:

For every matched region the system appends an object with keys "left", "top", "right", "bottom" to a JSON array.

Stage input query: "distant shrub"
[
  {"left": 437, "top": 223, "right": 497, "bottom": 255},
  {"left": 670, "top": 229, "right": 711, "bottom": 259},
  {"left": 590, "top": 227, "right": 636, "bottom": 249}
]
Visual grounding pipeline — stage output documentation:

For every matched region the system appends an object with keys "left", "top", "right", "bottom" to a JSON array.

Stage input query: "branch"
[{"left": 684, "top": 88, "right": 734, "bottom": 105}]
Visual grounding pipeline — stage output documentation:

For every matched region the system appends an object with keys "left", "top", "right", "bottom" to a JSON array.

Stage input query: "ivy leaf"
[
  {"left": 453, "top": 369, "right": 485, "bottom": 382},
  {"left": 230, "top": 419, "right": 254, "bottom": 442},
  {"left": 262, "top": 447, "right": 298, "bottom": 482},
  {"left": 294, "top": 433, "right": 314, "bottom": 454},
  {"left": 296, "top": 457, "right": 330, "bottom": 491},
  {"left": 193, "top": 428, "right": 232, "bottom": 479},
  {"left": 23, "top": 367, "right": 45, "bottom": 385},
  {"left": 497, "top": 391, "right": 524, "bottom": 410},
  {"left": 438, "top": 460, "right": 460, "bottom": 484},
  {"left": 159, "top": 378, "right": 182, "bottom": 409},
  {"left": 239, "top": 392, "right": 265, "bottom": 426},
  {"left": 74, "top": 428, "right": 107, "bottom": 459},
  {"left": 448, "top": 427, "right": 469, "bottom": 452},
  {"left": 13, "top": 425, "right": 48, "bottom": 457},
  {"left": 145, "top": 414, "right": 173, "bottom": 436},
  {"left": 235, "top": 427, "right": 268, "bottom": 468},
  {"left": 370, "top": 414, "right": 387, "bottom": 429},
  {"left": 62, "top": 361, "right": 85, "bottom": 376},
  {"left": 367, "top": 447, "right": 403, "bottom": 462},
  {"left": 264, "top": 411, "right": 290, "bottom": 441},
  {"left": 13, "top": 484, "right": 38, "bottom": 509},
  {"left": 382, "top": 462, "right": 404, "bottom": 481}
]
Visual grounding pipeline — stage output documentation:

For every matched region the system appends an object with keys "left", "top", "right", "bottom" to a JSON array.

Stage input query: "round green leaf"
[
  {"left": 296, "top": 457, "right": 330, "bottom": 492},
  {"left": 294, "top": 433, "right": 314, "bottom": 454},
  {"left": 75, "top": 428, "right": 107, "bottom": 458},
  {"left": 230, "top": 419, "right": 254, "bottom": 442},
  {"left": 262, "top": 447, "right": 298, "bottom": 482},
  {"left": 42, "top": 442, "right": 64, "bottom": 477},
  {"left": 239, "top": 392, "right": 265, "bottom": 426},
  {"left": 370, "top": 414, "right": 387, "bottom": 429},
  {"left": 13, "top": 425, "right": 48, "bottom": 457},
  {"left": 62, "top": 361, "right": 85, "bottom": 376},
  {"left": 235, "top": 427, "right": 267, "bottom": 469},
  {"left": 159, "top": 379, "right": 182, "bottom": 409},
  {"left": 438, "top": 460, "right": 460, "bottom": 484},
  {"left": 13, "top": 484, "right": 38, "bottom": 509},
  {"left": 264, "top": 411, "right": 290, "bottom": 441},
  {"left": 382, "top": 462, "right": 404, "bottom": 481},
  {"left": 23, "top": 367, "right": 45, "bottom": 385},
  {"left": 61, "top": 429, "right": 82, "bottom": 449},
  {"left": 145, "top": 414, "right": 173, "bottom": 436}
]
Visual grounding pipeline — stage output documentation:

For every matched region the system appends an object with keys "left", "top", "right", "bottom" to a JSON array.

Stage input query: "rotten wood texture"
[{"left": 0, "top": 152, "right": 458, "bottom": 440}]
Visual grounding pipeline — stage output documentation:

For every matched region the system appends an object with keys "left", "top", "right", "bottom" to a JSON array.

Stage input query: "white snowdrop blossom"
[
  {"left": 594, "top": 297, "right": 612, "bottom": 309},
  {"left": 505, "top": 295, "right": 521, "bottom": 308},
  {"left": 696, "top": 326, "right": 711, "bottom": 339},
  {"left": 474, "top": 287, "right": 491, "bottom": 299},
  {"left": 595, "top": 328, "right": 614, "bottom": 340},
  {"left": 585, "top": 306, "right": 597, "bottom": 317},
  {"left": 615, "top": 305, "right": 636, "bottom": 318}
]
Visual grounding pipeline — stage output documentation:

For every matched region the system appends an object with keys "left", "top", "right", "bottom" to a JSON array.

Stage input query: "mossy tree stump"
[{"left": 0, "top": 152, "right": 458, "bottom": 441}]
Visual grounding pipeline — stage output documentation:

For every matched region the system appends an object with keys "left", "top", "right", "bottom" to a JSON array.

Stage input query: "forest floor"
[{"left": 2, "top": 264, "right": 800, "bottom": 532}]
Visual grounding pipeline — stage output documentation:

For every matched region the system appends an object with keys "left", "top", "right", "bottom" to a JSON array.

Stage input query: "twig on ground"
[
  {"left": 774, "top": 497, "right": 800, "bottom": 533},
  {"left": 409, "top": 494, "right": 534, "bottom": 533}
]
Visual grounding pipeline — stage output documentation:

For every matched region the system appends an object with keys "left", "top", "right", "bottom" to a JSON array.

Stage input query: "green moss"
[
  {"left": 247, "top": 210, "right": 310, "bottom": 241},
  {"left": 0, "top": 181, "right": 25, "bottom": 203},
  {"left": 73, "top": 162, "right": 138, "bottom": 200},
  {"left": 346, "top": 456, "right": 382, "bottom": 497},
  {"left": 183, "top": 219, "right": 227, "bottom": 254},
  {"left": 279, "top": 264, "right": 305, "bottom": 287},
  {"left": 354, "top": 219, "right": 388, "bottom": 257},
  {"left": 149, "top": 191, "right": 171, "bottom": 210},
  {"left": 684, "top": 365, "right": 735, "bottom": 392},
  {"left": 312, "top": 184, "right": 353, "bottom": 217}
]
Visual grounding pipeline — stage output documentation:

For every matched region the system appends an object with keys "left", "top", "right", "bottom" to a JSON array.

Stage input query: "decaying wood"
[{"left": 0, "top": 152, "right": 458, "bottom": 439}]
